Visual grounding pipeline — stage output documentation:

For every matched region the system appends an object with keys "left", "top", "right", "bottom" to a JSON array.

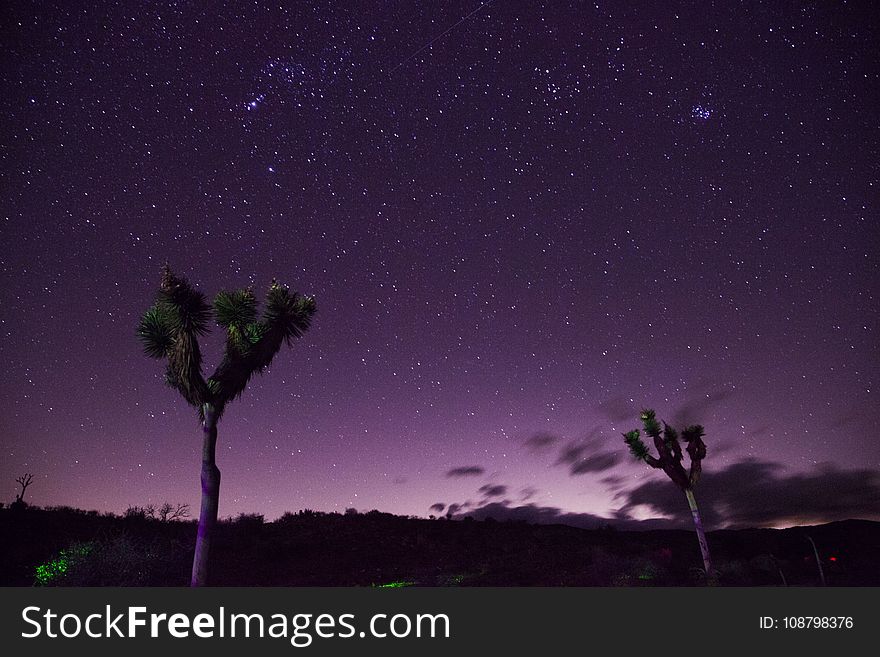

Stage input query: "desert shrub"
[
  {"left": 34, "top": 542, "right": 94, "bottom": 585},
  {"left": 124, "top": 505, "right": 156, "bottom": 520},
  {"left": 610, "top": 558, "right": 665, "bottom": 586},
  {"left": 231, "top": 512, "right": 264, "bottom": 528},
  {"left": 715, "top": 559, "right": 750, "bottom": 585},
  {"left": 36, "top": 534, "right": 189, "bottom": 586}
]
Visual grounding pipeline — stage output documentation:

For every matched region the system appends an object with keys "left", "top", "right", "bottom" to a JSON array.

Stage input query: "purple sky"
[{"left": 2, "top": 1, "right": 878, "bottom": 529}]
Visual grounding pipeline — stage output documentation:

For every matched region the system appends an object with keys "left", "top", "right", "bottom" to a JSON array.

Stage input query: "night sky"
[{"left": 2, "top": 1, "right": 878, "bottom": 530}]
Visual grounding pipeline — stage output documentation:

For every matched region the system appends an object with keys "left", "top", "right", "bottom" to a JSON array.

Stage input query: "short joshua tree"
[{"left": 623, "top": 409, "right": 712, "bottom": 577}]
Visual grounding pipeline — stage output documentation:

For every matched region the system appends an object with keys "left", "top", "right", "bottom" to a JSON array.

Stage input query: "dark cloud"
[
  {"left": 459, "top": 501, "right": 673, "bottom": 531},
  {"left": 555, "top": 437, "right": 622, "bottom": 476},
  {"left": 618, "top": 459, "right": 880, "bottom": 529},
  {"left": 570, "top": 451, "right": 622, "bottom": 475},
  {"left": 478, "top": 484, "right": 507, "bottom": 497},
  {"left": 446, "top": 466, "right": 485, "bottom": 478},
  {"left": 443, "top": 459, "right": 880, "bottom": 532},
  {"left": 825, "top": 411, "right": 861, "bottom": 431},
  {"left": 524, "top": 432, "right": 559, "bottom": 452},
  {"left": 555, "top": 441, "right": 587, "bottom": 466},
  {"left": 709, "top": 439, "right": 739, "bottom": 457},
  {"left": 429, "top": 503, "right": 445, "bottom": 513},
  {"left": 462, "top": 501, "right": 606, "bottom": 528},
  {"left": 600, "top": 475, "right": 627, "bottom": 489},
  {"left": 520, "top": 486, "right": 538, "bottom": 501},
  {"left": 596, "top": 396, "right": 636, "bottom": 422},
  {"left": 446, "top": 503, "right": 463, "bottom": 516},
  {"left": 670, "top": 385, "right": 735, "bottom": 428}
]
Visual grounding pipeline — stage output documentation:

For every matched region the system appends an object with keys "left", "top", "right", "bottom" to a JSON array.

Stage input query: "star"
[
  {"left": 692, "top": 104, "right": 712, "bottom": 121},
  {"left": 246, "top": 94, "right": 265, "bottom": 111}
]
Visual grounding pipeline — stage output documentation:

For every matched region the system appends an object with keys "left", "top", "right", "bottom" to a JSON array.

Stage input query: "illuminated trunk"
[
  {"left": 191, "top": 404, "right": 220, "bottom": 587},
  {"left": 684, "top": 488, "right": 712, "bottom": 578},
  {"left": 807, "top": 536, "right": 826, "bottom": 586}
]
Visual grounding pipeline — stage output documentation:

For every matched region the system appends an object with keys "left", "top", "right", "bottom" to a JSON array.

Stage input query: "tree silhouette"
[
  {"left": 157, "top": 502, "right": 191, "bottom": 522},
  {"left": 137, "top": 266, "right": 315, "bottom": 586},
  {"left": 623, "top": 409, "right": 712, "bottom": 577},
  {"left": 14, "top": 473, "right": 34, "bottom": 505}
]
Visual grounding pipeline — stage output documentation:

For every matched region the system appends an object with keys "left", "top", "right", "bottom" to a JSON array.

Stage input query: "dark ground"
[{"left": 2, "top": 506, "right": 878, "bottom": 586}]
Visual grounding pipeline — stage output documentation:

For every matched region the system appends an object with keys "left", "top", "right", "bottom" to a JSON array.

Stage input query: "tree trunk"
[
  {"left": 806, "top": 536, "right": 826, "bottom": 586},
  {"left": 191, "top": 404, "right": 220, "bottom": 587},
  {"left": 684, "top": 488, "right": 712, "bottom": 578}
]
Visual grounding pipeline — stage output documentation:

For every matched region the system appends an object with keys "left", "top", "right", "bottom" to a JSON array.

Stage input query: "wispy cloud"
[
  {"left": 446, "top": 466, "right": 485, "bottom": 478},
  {"left": 478, "top": 484, "right": 507, "bottom": 497}
]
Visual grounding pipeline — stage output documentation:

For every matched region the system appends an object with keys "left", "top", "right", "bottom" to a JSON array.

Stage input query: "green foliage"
[
  {"left": 138, "top": 268, "right": 316, "bottom": 419},
  {"left": 639, "top": 409, "right": 661, "bottom": 438},
  {"left": 138, "top": 268, "right": 212, "bottom": 409},
  {"left": 208, "top": 282, "right": 317, "bottom": 417},
  {"left": 35, "top": 542, "right": 94, "bottom": 585},
  {"left": 36, "top": 535, "right": 189, "bottom": 586},
  {"left": 137, "top": 305, "right": 176, "bottom": 358},
  {"left": 214, "top": 289, "right": 258, "bottom": 329},
  {"left": 264, "top": 282, "right": 317, "bottom": 344},
  {"left": 375, "top": 580, "right": 415, "bottom": 588},
  {"left": 682, "top": 425, "right": 705, "bottom": 443},
  {"left": 158, "top": 266, "right": 212, "bottom": 336},
  {"left": 624, "top": 430, "right": 650, "bottom": 461},
  {"left": 34, "top": 556, "right": 67, "bottom": 585},
  {"left": 245, "top": 322, "right": 267, "bottom": 344}
]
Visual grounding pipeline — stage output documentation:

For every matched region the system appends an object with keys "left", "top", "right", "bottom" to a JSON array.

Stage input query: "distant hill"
[{"left": 2, "top": 505, "right": 877, "bottom": 586}]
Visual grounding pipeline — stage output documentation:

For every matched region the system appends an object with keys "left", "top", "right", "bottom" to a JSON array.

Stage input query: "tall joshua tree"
[
  {"left": 137, "top": 266, "right": 316, "bottom": 586},
  {"left": 623, "top": 409, "right": 712, "bottom": 577}
]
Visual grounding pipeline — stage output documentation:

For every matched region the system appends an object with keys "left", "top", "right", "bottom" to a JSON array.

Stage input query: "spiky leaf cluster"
[
  {"left": 682, "top": 424, "right": 707, "bottom": 484},
  {"left": 624, "top": 430, "right": 650, "bottom": 461},
  {"left": 214, "top": 289, "right": 260, "bottom": 360},
  {"left": 137, "top": 304, "right": 176, "bottom": 359},
  {"left": 623, "top": 408, "right": 708, "bottom": 491},
  {"left": 214, "top": 289, "right": 258, "bottom": 328},
  {"left": 682, "top": 425, "right": 705, "bottom": 443},
  {"left": 207, "top": 281, "right": 317, "bottom": 418},
  {"left": 138, "top": 267, "right": 316, "bottom": 421},
  {"left": 639, "top": 409, "right": 662, "bottom": 438},
  {"left": 663, "top": 422, "right": 683, "bottom": 462},
  {"left": 158, "top": 265, "right": 212, "bottom": 336},
  {"left": 263, "top": 281, "right": 316, "bottom": 344},
  {"left": 137, "top": 268, "right": 211, "bottom": 409}
]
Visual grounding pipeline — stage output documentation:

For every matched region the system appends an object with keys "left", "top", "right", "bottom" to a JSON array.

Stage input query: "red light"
[{"left": 829, "top": 556, "right": 837, "bottom": 562}]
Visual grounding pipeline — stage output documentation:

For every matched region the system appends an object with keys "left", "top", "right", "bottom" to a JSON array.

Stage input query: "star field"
[{"left": 1, "top": 1, "right": 877, "bottom": 528}]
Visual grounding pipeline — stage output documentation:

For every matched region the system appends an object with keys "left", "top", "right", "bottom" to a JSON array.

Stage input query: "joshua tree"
[
  {"left": 137, "top": 266, "right": 315, "bottom": 586},
  {"left": 14, "top": 473, "right": 34, "bottom": 505},
  {"left": 623, "top": 409, "right": 712, "bottom": 577}
]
